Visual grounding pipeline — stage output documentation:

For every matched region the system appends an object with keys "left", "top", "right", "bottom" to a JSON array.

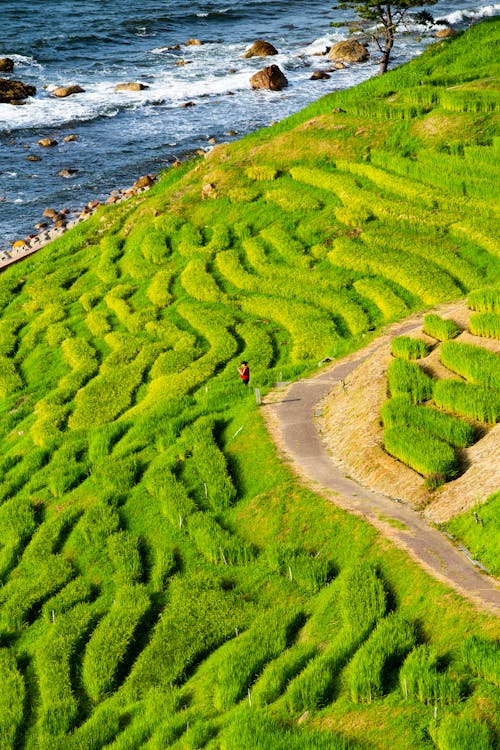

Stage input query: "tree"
[{"left": 333, "top": 1, "right": 437, "bottom": 74}]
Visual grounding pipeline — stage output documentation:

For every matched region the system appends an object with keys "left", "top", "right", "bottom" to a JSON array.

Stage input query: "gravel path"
[{"left": 263, "top": 311, "right": 500, "bottom": 615}]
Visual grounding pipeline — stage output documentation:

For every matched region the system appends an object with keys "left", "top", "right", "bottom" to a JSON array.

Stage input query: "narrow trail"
[{"left": 262, "top": 305, "right": 500, "bottom": 615}]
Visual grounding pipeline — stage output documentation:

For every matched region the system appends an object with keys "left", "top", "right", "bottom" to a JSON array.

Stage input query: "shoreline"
[{"left": 0, "top": 171, "right": 162, "bottom": 271}]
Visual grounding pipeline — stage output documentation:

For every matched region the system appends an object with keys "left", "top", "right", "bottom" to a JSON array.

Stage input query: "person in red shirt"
[{"left": 238, "top": 361, "right": 250, "bottom": 385}]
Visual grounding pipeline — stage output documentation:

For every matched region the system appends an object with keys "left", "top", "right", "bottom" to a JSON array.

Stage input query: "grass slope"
[{"left": 0, "top": 19, "right": 499, "bottom": 750}]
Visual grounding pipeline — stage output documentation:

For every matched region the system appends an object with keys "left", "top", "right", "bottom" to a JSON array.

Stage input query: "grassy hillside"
[{"left": 0, "top": 19, "right": 499, "bottom": 750}]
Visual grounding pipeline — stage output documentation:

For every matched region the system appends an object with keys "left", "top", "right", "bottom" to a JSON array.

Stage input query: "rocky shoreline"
[{"left": 0, "top": 173, "right": 158, "bottom": 270}]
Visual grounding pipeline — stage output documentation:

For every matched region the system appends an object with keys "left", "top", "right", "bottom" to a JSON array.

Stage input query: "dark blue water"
[{"left": 1, "top": 0, "right": 498, "bottom": 250}]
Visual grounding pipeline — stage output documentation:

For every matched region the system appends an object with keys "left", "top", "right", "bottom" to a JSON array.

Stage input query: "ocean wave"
[
  {"left": 9, "top": 54, "right": 44, "bottom": 69},
  {"left": 438, "top": 2, "right": 500, "bottom": 24}
]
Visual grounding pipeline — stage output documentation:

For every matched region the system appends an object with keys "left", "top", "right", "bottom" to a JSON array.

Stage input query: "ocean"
[{"left": 1, "top": 0, "right": 498, "bottom": 251}]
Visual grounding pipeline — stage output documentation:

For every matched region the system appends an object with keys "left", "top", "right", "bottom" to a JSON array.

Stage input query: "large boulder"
[
  {"left": 435, "top": 27, "right": 455, "bottom": 38},
  {"left": 0, "top": 78, "right": 36, "bottom": 103},
  {"left": 115, "top": 82, "right": 149, "bottom": 92},
  {"left": 328, "top": 39, "right": 369, "bottom": 63},
  {"left": 243, "top": 39, "right": 279, "bottom": 58},
  {"left": 250, "top": 64, "right": 288, "bottom": 91},
  {"left": 0, "top": 58, "right": 14, "bottom": 72},
  {"left": 52, "top": 84, "right": 85, "bottom": 97}
]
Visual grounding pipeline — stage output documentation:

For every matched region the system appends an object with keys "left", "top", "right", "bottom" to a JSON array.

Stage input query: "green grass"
[
  {"left": 445, "top": 492, "right": 500, "bottom": 576},
  {"left": 0, "top": 19, "right": 498, "bottom": 750}
]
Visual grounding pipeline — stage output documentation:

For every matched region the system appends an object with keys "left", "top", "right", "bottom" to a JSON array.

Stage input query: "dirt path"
[{"left": 262, "top": 304, "right": 500, "bottom": 615}]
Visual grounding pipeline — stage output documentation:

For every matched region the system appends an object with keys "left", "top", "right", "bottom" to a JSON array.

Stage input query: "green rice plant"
[
  {"left": 0, "top": 316, "right": 23, "bottom": 356},
  {"left": 206, "top": 223, "right": 232, "bottom": 254},
  {"left": 107, "top": 532, "right": 142, "bottom": 586},
  {"left": 220, "top": 711, "right": 358, "bottom": 750},
  {"left": 423, "top": 314, "right": 460, "bottom": 341},
  {"left": 180, "top": 257, "right": 224, "bottom": 302},
  {"left": 143, "top": 456, "right": 196, "bottom": 526},
  {"left": 79, "top": 289, "right": 104, "bottom": 312},
  {"left": 176, "top": 223, "right": 206, "bottom": 259},
  {"left": 469, "top": 312, "right": 500, "bottom": 339},
  {"left": 182, "top": 416, "right": 236, "bottom": 511},
  {"left": 430, "top": 713, "right": 494, "bottom": 750},
  {"left": 211, "top": 606, "right": 302, "bottom": 711},
  {"left": 121, "top": 243, "right": 156, "bottom": 281},
  {"left": 42, "top": 576, "right": 95, "bottom": 622},
  {"left": 399, "top": 645, "right": 461, "bottom": 705},
  {"left": 329, "top": 238, "right": 460, "bottom": 306},
  {"left": 246, "top": 165, "right": 277, "bottom": 181},
  {"left": 0, "top": 649, "right": 25, "bottom": 749},
  {"left": 125, "top": 571, "right": 248, "bottom": 698},
  {"left": 353, "top": 278, "right": 408, "bottom": 320},
  {"left": 381, "top": 396, "right": 475, "bottom": 448},
  {"left": 85, "top": 309, "right": 112, "bottom": 337},
  {"left": 439, "top": 341, "right": 500, "bottom": 390},
  {"left": 30, "top": 394, "right": 71, "bottom": 447},
  {"left": 82, "top": 584, "right": 150, "bottom": 702},
  {"left": 35, "top": 603, "right": 94, "bottom": 740},
  {"left": 187, "top": 512, "right": 255, "bottom": 566},
  {"left": 0, "top": 555, "right": 74, "bottom": 633},
  {"left": 440, "top": 87, "right": 500, "bottom": 114},
  {"left": 445, "top": 492, "right": 500, "bottom": 576},
  {"left": 260, "top": 223, "right": 311, "bottom": 268},
  {"left": 0, "top": 355, "right": 22, "bottom": 398},
  {"left": 391, "top": 336, "right": 430, "bottom": 360},
  {"left": 147, "top": 268, "right": 174, "bottom": 308},
  {"left": 452, "top": 221, "right": 500, "bottom": 261},
  {"left": 49, "top": 701, "right": 121, "bottom": 750},
  {"left": 387, "top": 358, "right": 434, "bottom": 403},
  {"left": 338, "top": 562, "right": 387, "bottom": 636},
  {"left": 0, "top": 448, "right": 48, "bottom": 504},
  {"left": 92, "top": 454, "right": 140, "bottom": 493},
  {"left": 236, "top": 321, "right": 274, "bottom": 372},
  {"left": 67, "top": 500, "right": 120, "bottom": 571},
  {"left": 239, "top": 296, "right": 338, "bottom": 362},
  {"left": 0, "top": 495, "right": 36, "bottom": 578},
  {"left": 285, "top": 563, "right": 386, "bottom": 713},
  {"left": 69, "top": 346, "right": 153, "bottom": 429},
  {"left": 251, "top": 643, "right": 317, "bottom": 706},
  {"left": 265, "top": 184, "right": 322, "bottom": 212},
  {"left": 349, "top": 612, "right": 416, "bottom": 703},
  {"left": 383, "top": 425, "right": 459, "bottom": 479},
  {"left": 468, "top": 286, "right": 500, "bottom": 314},
  {"left": 96, "top": 235, "right": 123, "bottom": 284},
  {"left": 0, "top": 275, "right": 21, "bottom": 312},
  {"left": 461, "top": 635, "right": 500, "bottom": 687},
  {"left": 46, "top": 322, "right": 72, "bottom": 348},
  {"left": 433, "top": 379, "right": 500, "bottom": 424},
  {"left": 150, "top": 545, "right": 177, "bottom": 593},
  {"left": 59, "top": 337, "right": 99, "bottom": 392},
  {"left": 284, "top": 638, "right": 353, "bottom": 713},
  {"left": 265, "top": 544, "right": 331, "bottom": 594},
  {"left": 141, "top": 227, "right": 169, "bottom": 264}
]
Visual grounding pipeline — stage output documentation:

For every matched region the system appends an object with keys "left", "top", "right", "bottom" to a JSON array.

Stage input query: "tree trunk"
[{"left": 378, "top": 4, "right": 394, "bottom": 74}]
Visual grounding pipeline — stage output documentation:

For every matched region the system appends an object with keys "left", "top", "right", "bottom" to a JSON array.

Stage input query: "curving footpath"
[{"left": 263, "top": 313, "right": 500, "bottom": 615}]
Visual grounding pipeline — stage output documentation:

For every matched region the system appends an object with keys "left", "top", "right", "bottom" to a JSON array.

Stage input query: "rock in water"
[
  {"left": 0, "top": 78, "right": 36, "bottom": 103},
  {"left": 115, "top": 82, "right": 149, "bottom": 91},
  {"left": 328, "top": 40, "right": 369, "bottom": 63},
  {"left": 0, "top": 58, "right": 14, "bottom": 72},
  {"left": 250, "top": 65, "right": 288, "bottom": 91},
  {"left": 435, "top": 27, "right": 455, "bottom": 37},
  {"left": 310, "top": 70, "right": 331, "bottom": 80},
  {"left": 52, "top": 85, "right": 85, "bottom": 97},
  {"left": 243, "top": 40, "right": 279, "bottom": 58}
]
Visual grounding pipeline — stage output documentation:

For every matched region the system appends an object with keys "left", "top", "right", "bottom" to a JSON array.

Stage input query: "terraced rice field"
[{"left": 0, "top": 20, "right": 498, "bottom": 750}]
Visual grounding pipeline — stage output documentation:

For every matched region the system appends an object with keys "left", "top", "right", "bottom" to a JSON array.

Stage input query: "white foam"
[{"left": 439, "top": 2, "right": 500, "bottom": 23}]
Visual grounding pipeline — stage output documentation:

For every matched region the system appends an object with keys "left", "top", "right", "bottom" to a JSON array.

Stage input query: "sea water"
[{"left": 0, "top": 0, "right": 498, "bottom": 249}]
